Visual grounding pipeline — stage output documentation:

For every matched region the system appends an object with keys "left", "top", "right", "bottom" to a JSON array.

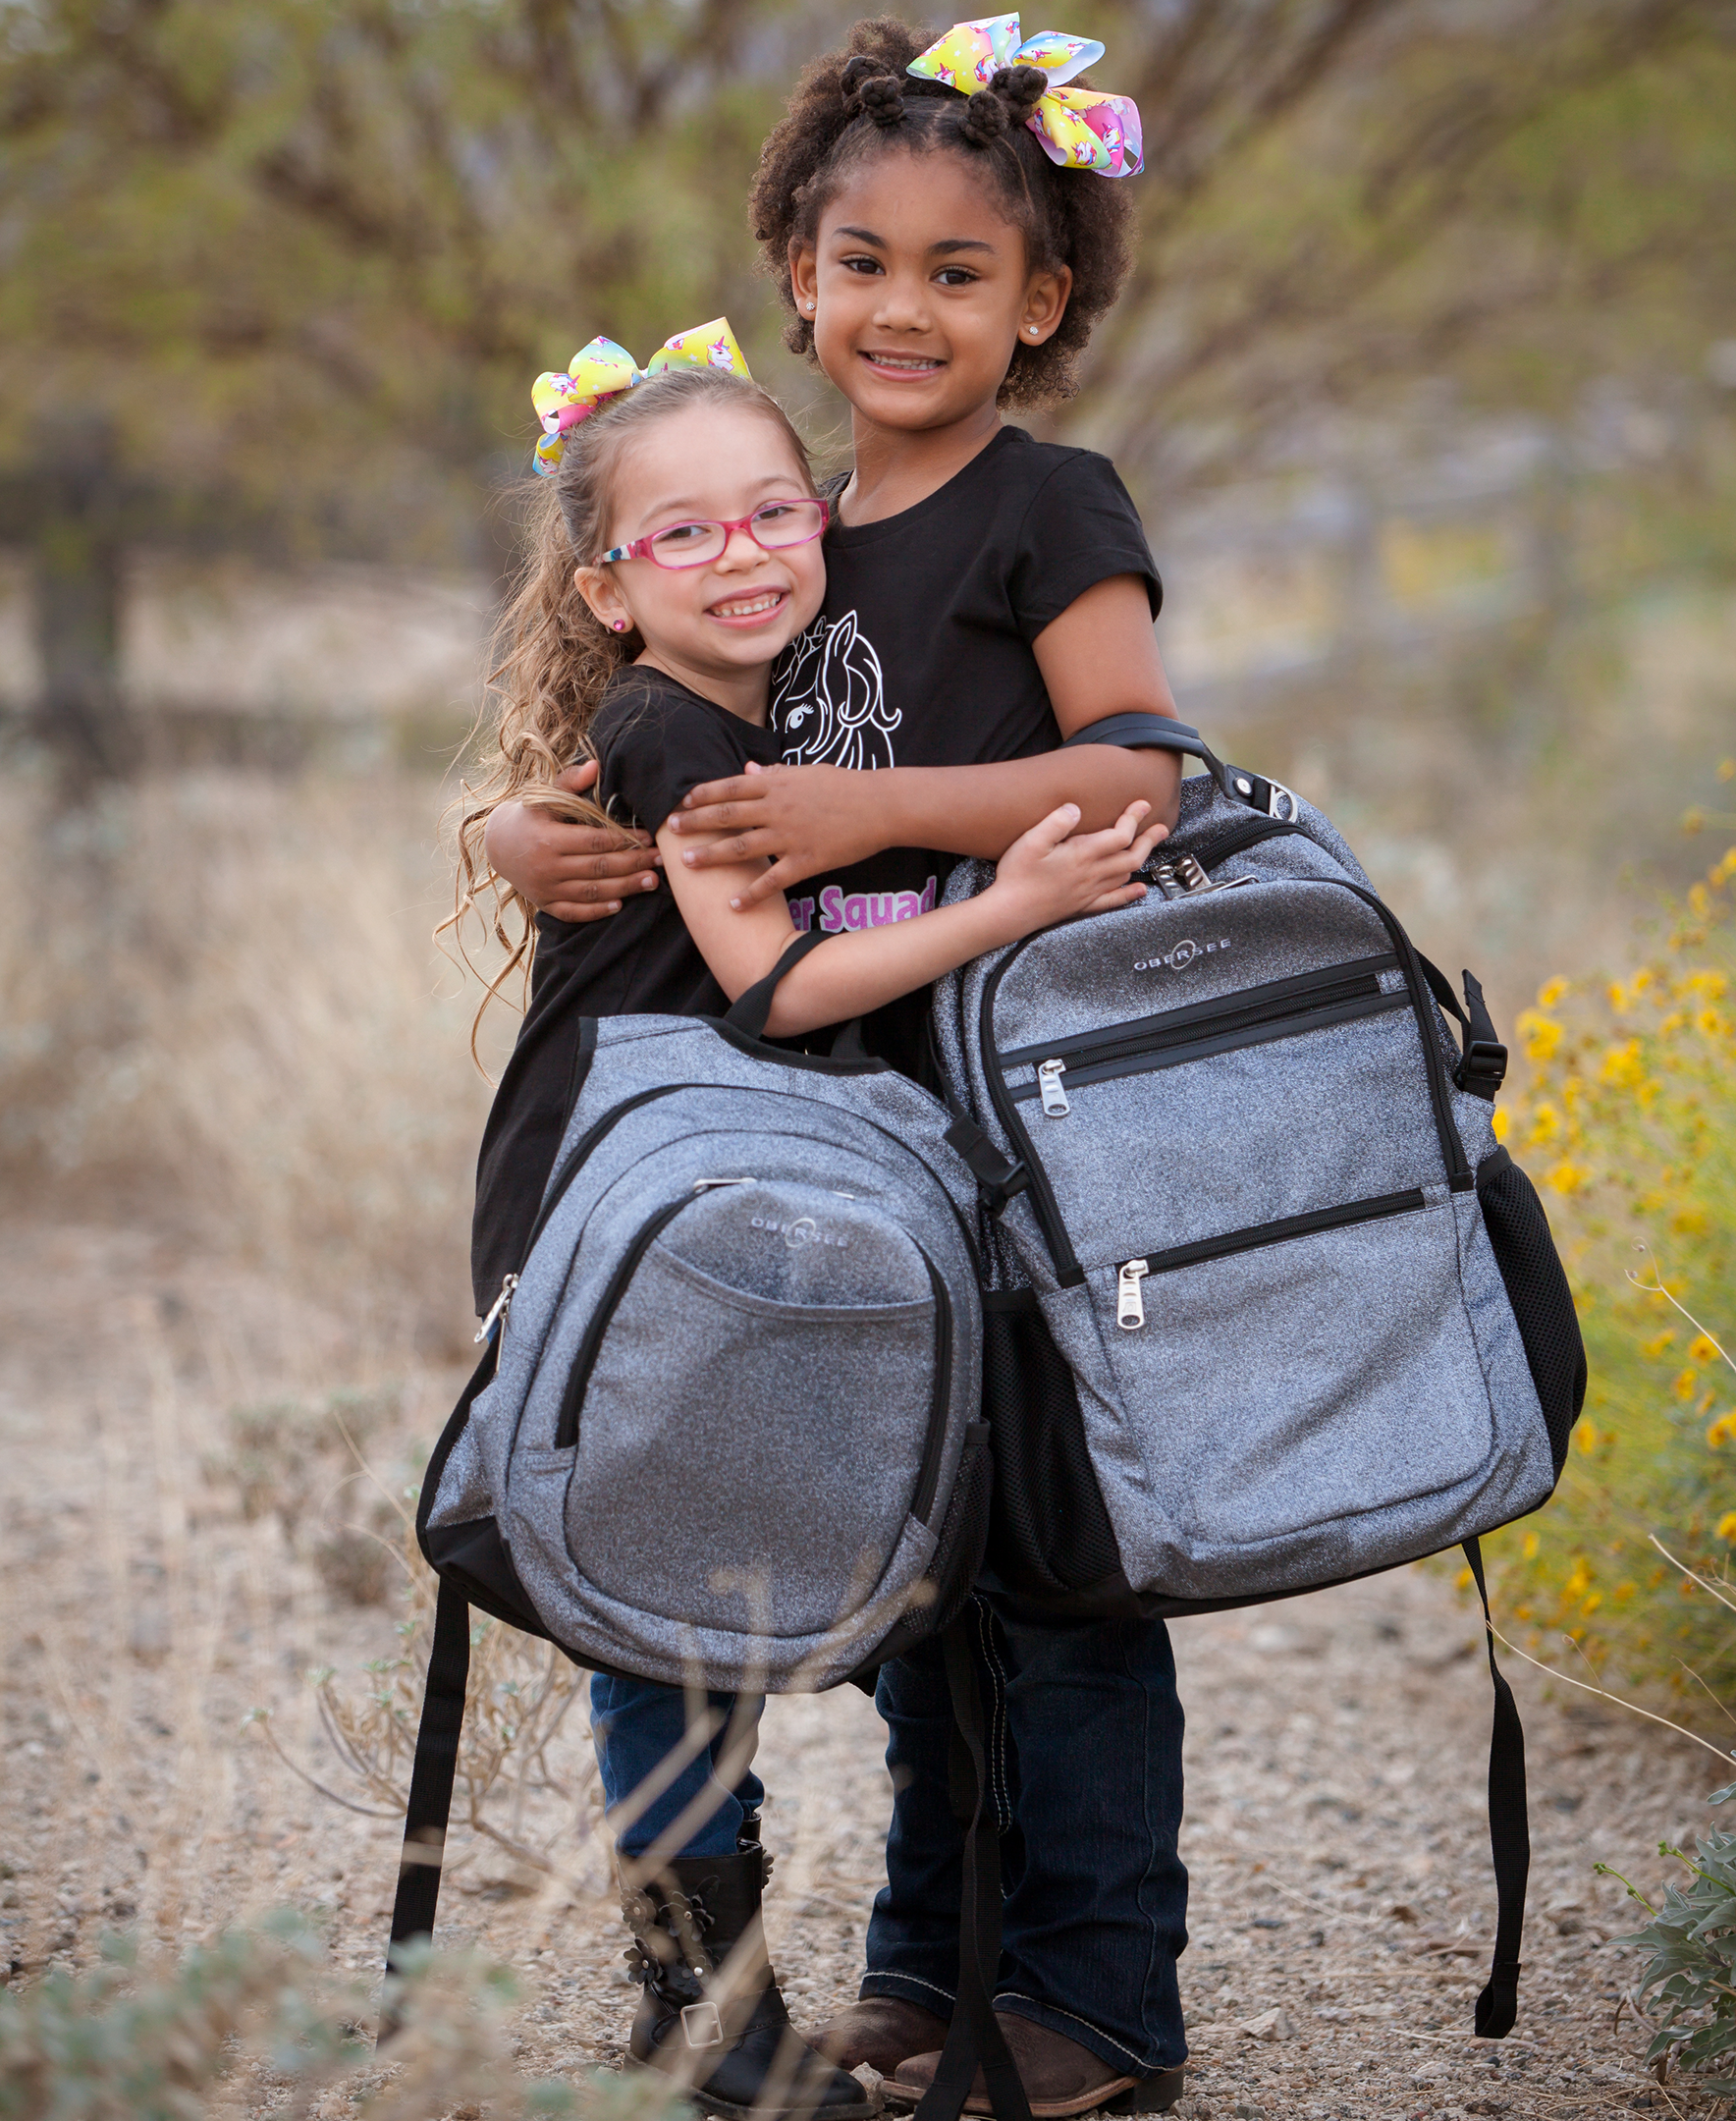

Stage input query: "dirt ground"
[{"left": 0, "top": 1216, "right": 1721, "bottom": 2118}]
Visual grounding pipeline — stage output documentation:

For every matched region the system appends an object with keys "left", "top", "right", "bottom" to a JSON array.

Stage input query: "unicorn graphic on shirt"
[{"left": 772, "top": 612, "right": 901, "bottom": 773}]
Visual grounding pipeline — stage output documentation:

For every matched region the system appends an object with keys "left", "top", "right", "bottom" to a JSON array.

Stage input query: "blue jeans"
[
  {"left": 591, "top": 1675, "right": 765, "bottom": 1860},
  {"left": 862, "top": 1595, "right": 1189, "bottom": 2077}
]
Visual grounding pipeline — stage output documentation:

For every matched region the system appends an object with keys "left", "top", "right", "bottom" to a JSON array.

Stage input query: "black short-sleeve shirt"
[
  {"left": 469, "top": 667, "right": 781, "bottom": 1309},
  {"left": 771, "top": 424, "right": 1160, "bottom": 1075}
]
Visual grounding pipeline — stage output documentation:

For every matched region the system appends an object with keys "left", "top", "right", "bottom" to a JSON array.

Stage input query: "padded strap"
[
  {"left": 914, "top": 1619, "right": 1035, "bottom": 2121},
  {"left": 1059, "top": 714, "right": 1299, "bottom": 820},
  {"left": 379, "top": 1578, "right": 471, "bottom": 2045},
  {"left": 722, "top": 927, "right": 830, "bottom": 1039},
  {"left": 1463, "top": 1538, "right": 1529, "bottom": 2039}
]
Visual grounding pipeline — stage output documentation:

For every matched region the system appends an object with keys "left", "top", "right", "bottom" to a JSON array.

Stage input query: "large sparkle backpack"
[
  {"left": 931, "top": 715, "right": 1586, "bottom": 2053},
  {"left": 383, "top": 939, "right": 994, "bottom": 1991}
]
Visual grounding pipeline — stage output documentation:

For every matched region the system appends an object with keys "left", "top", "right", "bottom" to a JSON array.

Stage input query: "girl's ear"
[
  {"left": 789, "top": 240, "right": 819, "bottom": 313},
  {"left": 1021, "top": 263, "right": 1073, "bottom": 345},
  {"left": 573, "top": 564, "right": 632, "bottom": 634}
]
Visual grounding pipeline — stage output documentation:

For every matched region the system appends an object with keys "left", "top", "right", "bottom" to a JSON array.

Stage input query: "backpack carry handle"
[
  {"left": 721, "top": 927, "right": 833, "bottom": 1039},
  {"left": 1062, "top": 713, "right": 1302, "bottom": 824}
]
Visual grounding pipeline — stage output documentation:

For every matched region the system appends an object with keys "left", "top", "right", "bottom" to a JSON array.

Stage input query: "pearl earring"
[{"left": 1026, "top": 324, "right": 1039, "bottom": 336}]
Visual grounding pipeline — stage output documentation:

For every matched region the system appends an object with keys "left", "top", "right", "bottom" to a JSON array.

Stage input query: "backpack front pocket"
[
  {"left": 1097, "top": 1190, "right": 1497, "bottom": 1595},
  {"left": 558, "top": 1181, "right": 948, "bottom": 1639}
]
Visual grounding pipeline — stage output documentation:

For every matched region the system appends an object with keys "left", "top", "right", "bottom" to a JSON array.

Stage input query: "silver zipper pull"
[
  {"left": 1037, "top": 1059, "right": 1070, "bottom": 1116},
  {"left": 474, "top": 1272, "right": 518, "bottom": 1345},
  {"left": 1116, "top": 1259, "right": 1150, "bottom": 1331}
]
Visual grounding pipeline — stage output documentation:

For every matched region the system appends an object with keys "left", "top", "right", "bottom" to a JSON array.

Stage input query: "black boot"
[{"left": 622, "top": 1846, "right": 871, "bottom": 2120}]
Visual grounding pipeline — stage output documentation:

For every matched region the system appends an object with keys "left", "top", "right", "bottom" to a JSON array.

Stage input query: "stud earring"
[
  {"left": 804, "top": 299, "right": 815, "bottom": 312},
  {"left": 1026, "top": 324, "right": 1040, "bottom": 337},
  {"left": 612, "top": 620, "right": 627, "bottom": 633}
]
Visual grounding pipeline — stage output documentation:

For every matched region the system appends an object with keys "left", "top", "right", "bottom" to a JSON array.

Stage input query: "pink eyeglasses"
[{"left": 598, "top": 497, "right": 830, "bottom": 571}]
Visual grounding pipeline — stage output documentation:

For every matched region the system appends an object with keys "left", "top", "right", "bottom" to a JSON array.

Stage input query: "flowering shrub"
[{"left": 1480, "top": 843, "right": 1736, "bottom": 1716}]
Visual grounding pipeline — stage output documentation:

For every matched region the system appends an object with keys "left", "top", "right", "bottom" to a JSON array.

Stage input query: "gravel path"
[{"left": 0, "top": 1219, "right": 1718, "bottom": 2117}]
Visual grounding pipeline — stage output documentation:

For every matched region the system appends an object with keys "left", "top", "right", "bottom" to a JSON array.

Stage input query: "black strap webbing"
[
  {"left": 1463, "top": 1538, "right": 1528, "bottom": 2038},
  {"left": 378, "top": 1577, "right": 472, "bottom": 2045},
  {"left": 914, "top": 1620, "right": 1035, "bottom": 2121}
]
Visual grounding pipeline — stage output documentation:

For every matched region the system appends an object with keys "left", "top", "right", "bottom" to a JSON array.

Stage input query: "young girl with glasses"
[
  {"left": 486, "top": 19, "right": 1196, "bottom": 2117},
  {"left": 457, "top": 346, "right": 1162, "bottom": 2121}
]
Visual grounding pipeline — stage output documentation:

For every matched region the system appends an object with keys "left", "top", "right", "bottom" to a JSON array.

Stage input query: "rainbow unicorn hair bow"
[
  {"left": 907, "top": 13, "right": 1143, "bottom": 178},
  {"left": 531, "top": 317, "right": 751, "bottom": 476}
]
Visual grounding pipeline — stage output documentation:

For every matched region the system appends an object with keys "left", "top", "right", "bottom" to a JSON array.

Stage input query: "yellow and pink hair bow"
[
  {"left": 907, "top": 13, "right": 1143, "bottom": 178},
  {"left": 531, "top": 318, "right": 752, "bottom": 476}
]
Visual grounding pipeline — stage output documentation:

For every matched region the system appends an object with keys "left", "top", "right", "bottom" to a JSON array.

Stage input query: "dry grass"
[{"left": 0, "top": 762, "right": 508, "bottom": 1353}]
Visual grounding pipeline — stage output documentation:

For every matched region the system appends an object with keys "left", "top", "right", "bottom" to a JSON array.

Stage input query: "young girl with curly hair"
[{"left": 487, "top": 17, "right": 1194, "bottom": 2115}]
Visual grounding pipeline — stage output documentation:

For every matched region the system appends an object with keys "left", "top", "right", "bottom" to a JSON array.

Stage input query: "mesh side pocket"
[
  {"left": 982, "top": 1291, "right": 1124, "bottom": 1596},
  {"left": 1477, "top": 1147, "right": 1587, "bottom": 1476}
]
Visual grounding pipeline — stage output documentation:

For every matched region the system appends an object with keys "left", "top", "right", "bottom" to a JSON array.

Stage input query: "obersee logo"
[
  {"left": 750, "top": 1214, "right": 850, "bottom": 1251},
  {"left": 1133, "top": 938, "right": 1232, "bottom": 974}
]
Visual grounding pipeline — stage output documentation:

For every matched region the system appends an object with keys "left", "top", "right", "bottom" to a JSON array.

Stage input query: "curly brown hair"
[{"left": 749, "top": 16, "right": 1136, "bottom": 409}]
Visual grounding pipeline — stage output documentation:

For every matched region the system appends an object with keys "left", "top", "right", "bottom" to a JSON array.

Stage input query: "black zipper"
[
  {"left": 1004, "top": 954, "right": 1402, "bottom": 1099},
  {"left": 909, "top": 1255, "right": 952, "bottom": 1527},
  {"left": 1130, "top": 1187, "right": 1429, "bottom": 1279},
  {"left": 553, "top": 1192, "right": 700, "bottom": 1449}
]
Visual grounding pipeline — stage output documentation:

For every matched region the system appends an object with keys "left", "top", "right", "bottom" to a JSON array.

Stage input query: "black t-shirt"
[
  {"left": 469, "top": 666, "right": 782, "bottom": 1309},
  {"left": 769, "top": 424, "right": 1160, "bottom": 1076}
]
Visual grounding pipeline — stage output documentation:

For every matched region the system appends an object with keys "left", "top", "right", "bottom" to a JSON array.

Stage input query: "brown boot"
[
  {"left": 887, "top": 2009, "right": 1184, "bottom": 2117},
  {"left": 810, "top": 1996, "right": 950, "bottom": 2075}
]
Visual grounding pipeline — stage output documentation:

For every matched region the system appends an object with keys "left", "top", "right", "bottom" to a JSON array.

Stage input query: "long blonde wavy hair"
[{"left": 444, "top": 364, "right": 814, "bottom": 1060}]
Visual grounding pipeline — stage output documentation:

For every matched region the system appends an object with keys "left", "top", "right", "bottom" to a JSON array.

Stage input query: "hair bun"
[
  {"left": 841, "top": 55, "right": 905, "bottom": 127},
  {"left": 989, "top": 63, "right": 1048, "bottom": 127},
  {"left": 958, "top": 86, "right": 1009, "bottom": 146}
]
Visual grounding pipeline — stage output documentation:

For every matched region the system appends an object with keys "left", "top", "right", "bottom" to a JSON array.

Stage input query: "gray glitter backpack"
[{"left": 932, "top": 714, "right": 1586, "bottom": 2045}]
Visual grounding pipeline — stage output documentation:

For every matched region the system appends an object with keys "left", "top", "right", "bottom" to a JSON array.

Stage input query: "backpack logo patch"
[{"left": 1133, "top": 938, "right": 1231, "bottom": 973}]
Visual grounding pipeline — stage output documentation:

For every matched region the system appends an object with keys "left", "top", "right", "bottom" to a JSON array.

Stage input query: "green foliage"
[
  {"left": 1479, "top": 836, "right": 1736, "bottom": 1716},
  {"left": 0, "top": 1913, "right": 683, "bottom": 2120},
  {"left": 1601, "top": 1782, "right": 1736, "bottom": 2095}
]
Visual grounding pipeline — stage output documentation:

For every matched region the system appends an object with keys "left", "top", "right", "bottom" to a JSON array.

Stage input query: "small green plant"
[
  {"left": 0, "top": 1913, "right": 680, "bottom": 2120},
  {"left": 1601, "top": 1782, "right": 1736, "bottom": 2095}
]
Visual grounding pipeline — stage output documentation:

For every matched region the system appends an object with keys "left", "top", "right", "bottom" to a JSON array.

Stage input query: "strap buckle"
[
  {"left": 680, "top": 2001, "right": 725, "bottom": 2048},
  {"left": 944, "top": 1115, "right": 1030, "bottom": 1218},
  {"left": 1455, "top": 1039, "right": 1508, "bottom": 1100}
]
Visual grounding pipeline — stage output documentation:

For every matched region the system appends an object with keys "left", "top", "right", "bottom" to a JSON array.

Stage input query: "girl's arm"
[
  {"left": 669, "top": 576, "right": 1181, "bottom": 909},
  {"left": 484, "top": 760, "right": 662, "bottom": 921},
  {"left": 660, "top": 794, "right": 1165, "bottom": 1040}
]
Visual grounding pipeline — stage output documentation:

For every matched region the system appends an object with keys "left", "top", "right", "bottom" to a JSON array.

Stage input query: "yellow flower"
[
  {"left": 1674, "top": 1367, "right": 1700, "bottom": 1402},
  {"left": 1455, "top": 1564, "right": 1473, "bottom": 1590},
  {"left": 1660, "top": 1010, "right": 1687, "bottom": 1036},
  {"left": 1691, "top": 1334, "right": 1724, "bottom": 1366},
  {"left": 1697, "top": 1007, "right": 1728, "bottom": 1039},
  {"left": 1718, "top": 1513, "right": 1736, "bottom": 1543},
  {"left": 1685, "top": 971, "right": 1727, "bottom": 999},
  {"left": 1606, "top": 980, "right": 1628, "bottom": 1011},
  {"left": 1528, "top": 1104, "right": 1561, "bottom": 1145},
  {"left": 1720, "top": 761, "right": 1736, "bottom": 783},
  {"left": 1709, "top": 1413, "right": 1736, "bottom": 1448},
  {"left": 1599, "top": 1040, "right": 1645, "bottom": 1088},
  {"left": 1632, "top": 967, "right": 1654, "bottom": 994},
  {"left": 1582, "top": 1591, "right": 1603, "bottom": 1615},
  {"left": 1574, "top": 1418, "right": 1599, "bottom": 1454},
  {"left": 1615, "top": 1581, "right": 1636, "bottom": 1604},
  {"left": 1522, "top": 1531, "right": 1540, "bottom": 1559},
  {"left": 1645, "top": 1330, "right": 1677, "bottom": 1357},
  {"left": 1492, "top": 1106, "right": 1509, "bottom": 1142},
  {"left": 1546, "top": 1160, "right": 1587, "bottom": 1196},
  {"left": 1675, "top": 1205, "right": 1711, "bottom": 1236},
  {"left": 1536, "top": 977, "right": 1567, "bottom": 1010},
  {"left": 1689, "top": 883, "right": 1711, "bottom": 917},
  {"left": 1517, "top": 1009, "right": 1562, "bottom": 1062},
  {"left": 1713, "top": 844, "right": 1736, "bottom": 885},
  {"left": 1564, "top": 1558, "right": 1592, "bottom": 1599}
]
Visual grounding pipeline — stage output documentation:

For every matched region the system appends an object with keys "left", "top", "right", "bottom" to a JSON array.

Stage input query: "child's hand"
[
  {"left": 485, "top": 761, "right": 661, "bottom": 922},
  {"left": 987, "top": 800, "right": 1164, "bottom": 932}
]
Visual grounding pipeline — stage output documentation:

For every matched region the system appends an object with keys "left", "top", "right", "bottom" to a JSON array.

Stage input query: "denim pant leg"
[
  {"left": 590, "top": 1673, "right": 765, "bottom": 1861},
  {"left": 862, "top": 1602, "right": 1187, "bottom": 2076},
  {"left": 991, "top": 1604, "right": 1188, "bottom": 2076},
  {"left": 861, "top": 1598, "right": 1022, "bottom": 2020}
]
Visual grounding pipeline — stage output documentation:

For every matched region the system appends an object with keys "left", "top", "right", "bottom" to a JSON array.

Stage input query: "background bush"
[{"left": 1481, "top": 824, "right": 1736, "bottom": 1718}]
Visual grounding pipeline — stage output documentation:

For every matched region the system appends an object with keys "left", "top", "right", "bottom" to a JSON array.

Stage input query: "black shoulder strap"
[
  {"left": 914, "top": 1618, "right": 1035, "bottom": 2121},
  {"left": 1463, "top": 1537, "right": 1528, "bottom": 2039},
  {"left": 722, "top": 927, "right": 831, "bottom": 1039},
  {"left": 378, "top": 1577, "right": 472, "bottom": 2045}
]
